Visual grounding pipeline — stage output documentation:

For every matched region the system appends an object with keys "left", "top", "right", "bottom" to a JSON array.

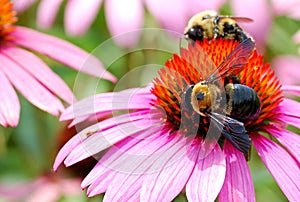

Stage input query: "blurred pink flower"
[
  {"left": 231, "top": 0, "right": 300, "bottom": 53},
  {"left": 0, "top": 175, "right": 82, "bottom": 202},
  {"left": 0, "top": 0, "right": 116, "bottom": 127},
  {"left": 271, "top": 21, "right": 300, "bottom": 86},
  {"left": 273, "top": 55, "right": 300, "bottom": 85},
  {"left": 13, "top": 0, "right": 225, "bottom": 47},
  {"left": 54, "top": 40, "right": 300, "bottom": 201}
]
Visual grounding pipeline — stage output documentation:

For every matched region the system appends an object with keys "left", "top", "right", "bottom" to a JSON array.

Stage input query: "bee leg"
[
  {"left": 224, "top": 75, "right": 241, "bottom": 86},
  {"left": 213, "top": 16, "right": 220, "bottom": 39}
]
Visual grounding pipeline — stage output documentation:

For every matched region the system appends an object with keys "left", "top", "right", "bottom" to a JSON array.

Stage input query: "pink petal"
[
  {"left": 60, "top": 87, "right": 155, "bottom": 121},
  {"left": 53, "top": 135, "right": 81, "bottom": 171},
  {"left": 13, "top": 0, "right": 37, "bottom": 13},
  {"left": 65, "top": 0, "right": 103, "bottom": 36},
  {"left": 0, "top": 71, "right": 20, "bottom": 127},
  {"left": 86, "top": 126, "right": 175, "bottom": 197},
  {"left": 264, "top": 125, "right": 300, "bottom": 163},
  {"left": 105, "top": 0, "right": 143, "bottom": 48},
  {"left": 231, "top": 0, "right": 272, "bottom": 53},
  {"left": 12, "top": 26, "right": 117, "bottom": 82},
  {"left": 218, "top": 141, "right": 255, "bottom": 202},
  {"left": 57, "top": 111, "right": 147, "bottom": 170},
  {"left": 273, "top": 56, "right": 300, "bottom": 85},
  {"left": 37, "top": 0, "right": 63, "bottom": 29},
  {"left": 64, "top": 113, "right": 161, "bottom": 166},
  {"left": 145, "top": 0, "right": 187, "bottom": 34},
  {"left": 103, "top": 175, "right": 143, "bottom": 201},
  {"left": 104, "top": 133, "right": 187, "bottom": 201},
  {"left": 271, "top": 0, "right": 300, "bottom": 19},
  {"left": 281, "top": 85, "right": 300, "bottom": 97},
  {"left": 3, "top": 47, "right": 74, "bottom": 104},
  {"left": 252, "top": 134, "right": 300, "bottom": 202},
  {"left": 187, "top": 0, "right": 226, "bottom": 17},
  {"left": 0, "top": 53, "right": 64, "bottom": 116},
  {"left": 86, "top": 170, "right": 116, "bottom": 196},
  {"left": 277, "top": 114, "right": 300, "bottom": 129},
  {"left": 279, "top": 98, "right": 300, "bottom": 118},
  {"left": 186, "top": 142, "right": 226, "bottom": 202},
  {"left": 141, "top": 137, "right": 199, "bottom": 202}
]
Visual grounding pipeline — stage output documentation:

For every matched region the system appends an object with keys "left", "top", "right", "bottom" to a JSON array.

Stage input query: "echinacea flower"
[
  {"left": 54, "top": 38, "right": 300, "bottom": 201},
  {"left": 0, "top": 0, "right": 116, "bottom": 127}
]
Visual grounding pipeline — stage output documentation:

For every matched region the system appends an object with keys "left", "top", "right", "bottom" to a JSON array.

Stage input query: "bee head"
[
  {"left": 190, "top": 83, "right": 212, "bottom": 115},
  {"left": 185, "top": 26, "right": 204, "bottom": 43},
  {"left": 184, "top": 10, "right": 217, "bottom": 43}
]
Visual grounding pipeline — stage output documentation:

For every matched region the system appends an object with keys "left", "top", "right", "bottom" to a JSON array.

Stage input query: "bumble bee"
[
  {"left": 184, "top": 10, "right": 253, "bottom": 43},
  {"left": 183, "top": 38, "right": 260, "bottom": 153}
]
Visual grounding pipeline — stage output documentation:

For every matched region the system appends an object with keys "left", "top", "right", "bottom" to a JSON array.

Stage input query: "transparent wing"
[
  {"left": 209, "top": 112, "right": 251, "bottom": 153},
  {"left": 180, "top": 37, "right": 219, "bottom": 83},
  {"left": 218, "top": 16, "right": 254, "bottom": 23},
  {"left": 207, "top": 38, "right": 255, "bottom": 83}
]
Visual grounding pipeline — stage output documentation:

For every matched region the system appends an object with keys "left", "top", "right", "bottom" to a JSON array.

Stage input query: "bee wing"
[
  {"left": 209, "top": 112, "right": 251, "bottom": 153},
  {"left": 219, "top": 16, "right": 254, "bottom": 23},
  {"left": 207, "top": 38, "right": 255, "bottom": 83}
]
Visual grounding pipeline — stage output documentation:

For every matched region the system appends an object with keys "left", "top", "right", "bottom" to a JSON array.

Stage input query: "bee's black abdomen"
[{"left": 227, "top": 84, "right": 261, "bottom": 121}]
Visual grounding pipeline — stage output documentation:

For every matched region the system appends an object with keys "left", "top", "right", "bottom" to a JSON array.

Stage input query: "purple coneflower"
[
  {"left": 0, "top": 0, "right": 116, "bottom": 127},
  {"left": 54, "top": 39, "right": 300, "bottom": 201}
]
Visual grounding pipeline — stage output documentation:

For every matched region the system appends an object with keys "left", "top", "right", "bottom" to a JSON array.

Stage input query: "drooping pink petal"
[
  {"left": 60, "top": 87, "right": 155, "bottom": 121},
  {"left": 278, "top": 98, "right": 300, "bottom": 118},
  {"left": 64, "top": 112, "right": 163, "bottom": 166},
  {"left": 277, "top": 114, "right": 300, "bottom": 129},
  {"left": 273, "top": 56, "right": 300, "bottom": 85},
  {"left": 187, "top": 0, "right": 226, "bottom": 17},
  {"left": 86, "top": 126, "right": 176, "bottom": 197},
  {"left": 281, "top": 85, "right": 300, "bottom": 97},
  {"left": 37, "top": 0, "right": 63, "bottom": 29},
  {"left": 65, "top": 0, "right": 103, "bottom": 36},
  {"left": 105, "top": 0, "right": 143, "bottom": 48},
  {"left": 0, "top": 71, "right": 20, "bottom": 127},
  {"left": 141, "top": 137, "right": 199, "bottom": 202},
  {"left": 231, "top": 0, "right": 272, "bottom": 53},
  {"left": 252, "top": 134, "right": 300, "bottom": 202},
  {"left": 263, "top": 125, "right": 300, "bottom": 163},
  {"left": 3, "top": 47, "right": 74, "bottom": 104},
  {"left": 104, "top": 133, "right": 187, "bottom": 201},
  {"left": 0, "top": 113, "right": 6, "bottom": 127},
  {"left": 103, "top": 175, "right": 143, "bottom": 202},
  {"left": 12, "top": 26, "right": 117, "bottom": 82},
  {"left": 68, "top": 111, "right": 112, "bottom": 127},
  {"left": 0, "top": 53, "right": 64, "bottom": 116},
  {"left": 13, "top": 0, "right": 37, "bottom": 13},
  {"left": 53, "top": 135, "right": 82, "bottom": 171},
  {"left": 145, "top": 0, "right": 187, "bottom": 34},
  {"left": 55, "top": 110, "right": 148, "bottom": 170},
  {"left": 186, "top": 142, "right": 226, "bottom": 202},
  {"left": 218, "top": 141, "right": 255, "bottom": 202}
]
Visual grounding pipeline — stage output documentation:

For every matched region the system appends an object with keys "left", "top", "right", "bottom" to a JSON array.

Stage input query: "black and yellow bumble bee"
[
  {"left": 184, "top": 10, "right": 253, "bottom": 43},
  {"left": 183, "top": 38, "right": 261, "bottom": 153}
]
